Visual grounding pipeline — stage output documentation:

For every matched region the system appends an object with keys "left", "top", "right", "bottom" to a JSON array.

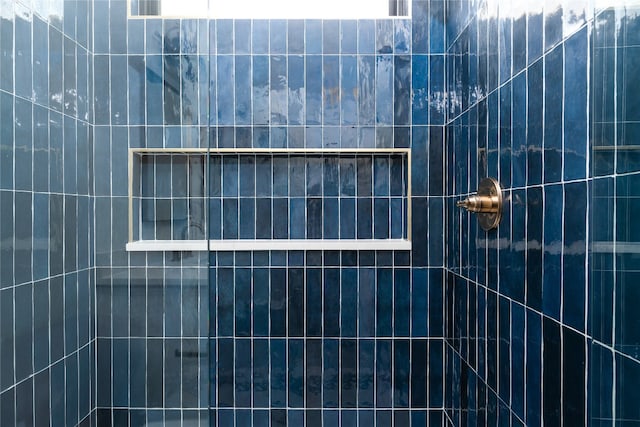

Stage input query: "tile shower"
[{"left": 0, "top": 0, "right": 638, "bottom": 427}]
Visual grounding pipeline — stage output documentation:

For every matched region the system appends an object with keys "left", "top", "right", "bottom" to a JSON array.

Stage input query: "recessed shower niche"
[{"left": 127, "top": 148, "right": 412, "bottom": 251}]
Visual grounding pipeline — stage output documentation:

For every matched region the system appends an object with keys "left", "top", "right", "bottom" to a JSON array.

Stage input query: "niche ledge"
[
  {"left": 126, "top": 239, "right": 412, "bottom": 252},
  {"left": 128, "top": 147, "right": 412, "bottom": 252}
]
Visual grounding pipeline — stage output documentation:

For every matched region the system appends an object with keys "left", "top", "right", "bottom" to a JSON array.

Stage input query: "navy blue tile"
[
  {"left": 358, "top": 55, "right": 375, "bottom": 125},
  {"left": 411, "top": 269, "right": 429, "bottom": 337},
  {"left": 323, "top": 339, "right": 339, "bottom": 407},
  {"left": 236, "top": 339, "right": 252, "bottom": 407},
  {"left": 526, "top": 58, "right": 543, "bottom": 186},
  {"left": 14, "top": 6, "right": 32, "bottom": 100},
  {"left": 543, "top": 185, "right": 562, "bottom": 320},
  {"left": 270, "top": 269, "right": 286, "bottom": 337},
  {"left": 354, "top": 340, "right": 374, "bottom": 408},
  {"left": 323, "top": 269, "right": 340, "bottom": 336},
  {"left": 376, "top": 340, "right": 392, "bottom": 407},
  {"left": 251, "top": 339, "right": 269, "bottom": 408},
  {"left": 543, "top": 49, "right": 563, "bottom": 183},
  {"left": 218, "top": 338, "right": 234, "bottom": 407},
  {"left": 525, "top": 311, "right": 542, "bottom": 425},
  {"left": 525, "top": 186, "right": 543, "bottom": 312},
  {"left": 0, "top": 93, "right": 13, "bottom": 191},
  {"left": 543, "top": 318, "right": 561, "bottom": 426},
  {"left": 376, "top": 269, "right": 393, "bottom": 337},
  {"left": 0, "top": 6, "right": 14, "bottom": 93},
  {"left": 14, "top": 192, "right": 32, "bottom": 284},
  {"left": 15, "top": 378, "right": 32, "bottom": 427},
  {"left": 14, "top": 97, "right": 33, "bottom": 192},
  {"left": 394, "top": 340, "right": 410, "bottom": 407},
  {"left": 563, "top": 182, "right": 587, "bottom": 330},
  {"left": 589, "top": 343, "right": 613, "bottom": 422},
  {"left": 145, "top": 55, "right": 163, "bottom": 125},
  {"left": 339, "top": 339, "right": 358, "bottom": 407},
  {"left": 376, "top": 55, "right": 394, "bottom": 124},
  {"left": 564, "top": 27, "right": 588, "bottom": 180},
  {"left": 304, "top": 339, "right": 322, "bottom": 408},
  {"left": 563, "top": 328, "right": 586, "bottom": 425},
  {"left": 394, "top": 269, "right": 411, "bottom": 336}
]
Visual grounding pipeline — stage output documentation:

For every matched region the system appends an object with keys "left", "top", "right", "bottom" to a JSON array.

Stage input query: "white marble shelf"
[{"left": 126, "top": 239, "right": 412, "bottom": 252}]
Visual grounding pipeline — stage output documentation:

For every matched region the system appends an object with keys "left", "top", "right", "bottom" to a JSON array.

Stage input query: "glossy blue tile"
[
  {"left": 145, "top": 54, "right": 163, "bottom": 125},
  {"left": 109, "top": 0, "right": 126, "bottom": 54},
  {"left": 394, "top": 56, "right": 411, "bottom": 125},
  {"left": 562, "top": 328, "right": 586, "bottom": 425},
  {"left": 395, "top": 20, "right": 411, "bottom": 53},
  {"left": 217, "top": 338, "right": 234, "bottom": 407},
  {"left": 215, "top": 20, "right": 232, "bottom": 54},
  {"left": 429, "top": 55, "right": 445, "bottom": 124},
  {"left": 376, "top": 340, "right": 393, "bottom": 407},
  {"left": 245, "top": 339, "right": 267, "bottom": 408},
  {"left": 545, "top": 0, "right": 563, "bottom": 50},
  {"left": 357, "top": 55, "right": 375, "bottom": 125},
  {"left": 270, "top": 269, "right": 286, "bottom": 337},
  {"left": 0, "top": 372, "right": 15, "bottom": 420},
  {"left": 512, "top": 11, "right": 526, "bottom": 73},
  {"left": 322, "top": 55, "right": 340, "bottom": 125},
  {"left": 525, "top": 58, "right": 543, "bottom": 185},
  {"left": 542, "top": 317, "right": 561, "bottom": 426},
  {"left": 33, "top": 16, "right": 49, "bottom": 105},
  {"left": 563, "top": 182, "right": 587, "bottom": 330},
  {"left": 429, "top": 0, "right": 445, "bottom": 53},
  {"left": 394, "top": 269, "right": 411, "bottom": 337},
  {"left": 498, "top": 10, "right": 512, "bottom": 84},
  {"left": 376, "top": 20, "right": 393, "bottom": 54},
  {"left": 322, "top": 339, "right": 339, "bottom": 407},
  {"left": 376, "top": 55, "right": 394, "bottom": 124},
  {"left": 305, "top": 55, "right": 322, "bottom": 125},
  {"left": 269, "top": 20, "right": 287, "bottom": 54},
  {"left": 542, "top": 184, "right": 562, "bottom": 320},
  {"left": 304, "top": 20, "right": 322, "bottom": 54},
  {"left": 320, "top": 20, "right": 338, "bottom": 54},
  {"left": 393, "top": 340, "right": 411, "bottom": 408},
  {"left": 0, "top": 4, "right": 14, "bottom": 93},
  {"left": 618, "top": 46, "right": 640, "bottom": 123},
  {"left": 14, "top": 98, "right": 32, "bottom": 192},
  {"left": 323, "top": 269, "right": 340, "bottom": 336},
  {"left": 524, "top": 5, "right": 542, "bottom": 64},
  {"left": 412, "top": 56, "right": 429, "bottom": 124},
  {"left": 250, "top": 20, "right": 268, "bottom": 54},
  {"left": 589, "top": 343, "right": 613, "bottom": 423},
  {"left": 544, "top": 46, "right": 563, "bottom": 183},
  {"left": 282, "top": 269, "right": 302, "bottom": 338},
  {"left": 356, "top": 20, "right": 375, "bottom": 54},
  {"left": 14, "top": 6, "right": 32, "bottom": 100},
  {"left": 564, "top": 28, "right": 588, "bottom": 180},
  {"left": 0, "top": 94, "right": 13, "bottom": 191},
  {"left": 376, "top": 269, "right": 393, "bottom": 337}
]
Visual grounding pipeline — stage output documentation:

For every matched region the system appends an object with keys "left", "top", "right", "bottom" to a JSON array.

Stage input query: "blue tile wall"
[
  {"left": 590, "top": 4, "right": 640, "bottom": 418},
  {"left": 93, "top": 0, "right": 448, "bottom": 425},
  {"left": 0, "top": 0, "right": 95, "bottom": 426},
  {"left": 444, "top": 1, "right": 640, "bottom": 427}
]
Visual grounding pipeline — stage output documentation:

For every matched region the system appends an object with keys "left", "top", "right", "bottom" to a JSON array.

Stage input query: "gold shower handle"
[
  {"left": 456, "top": 194, "right": 501, "bottom": 213},
  {"left": 457, "top": 177, "right": 504, "bottom": 231}
]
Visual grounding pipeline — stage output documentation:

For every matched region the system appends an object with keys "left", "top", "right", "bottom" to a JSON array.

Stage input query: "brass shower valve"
[{"left": 456, "top": 177, "right": 503, "bottom": 231}]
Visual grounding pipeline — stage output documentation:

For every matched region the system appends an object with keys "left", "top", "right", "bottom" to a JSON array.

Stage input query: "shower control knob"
[{"left": 456, "top": 177, "right": 503, "bottom": 231}]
